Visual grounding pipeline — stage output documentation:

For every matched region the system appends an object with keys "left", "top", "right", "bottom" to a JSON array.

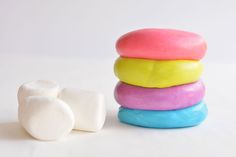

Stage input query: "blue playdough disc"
[{"left": 118, "top": 101, "right": 207, "bottom": 128}]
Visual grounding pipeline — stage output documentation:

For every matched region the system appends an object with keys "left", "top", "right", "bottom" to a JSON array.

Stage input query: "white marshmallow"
[
  {"left": 59, "top": 88, "right": 106, "bottom": 132},
  {"left": 18, "top": 80, "right": 60, "bottom": 105},
  {"left": 21, "top": 96, "right": 75, "bottom": 141},
  {"left": 17, "top": 80, "right": 60, "bottom": 122}
]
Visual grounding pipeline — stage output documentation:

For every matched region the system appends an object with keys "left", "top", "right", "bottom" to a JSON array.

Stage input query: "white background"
[
  {"left": 0, "top": 0, "right": 236, "bottom": 157},
  {"left": 1, "top": 0, "right": 236, "bottom": 62}
]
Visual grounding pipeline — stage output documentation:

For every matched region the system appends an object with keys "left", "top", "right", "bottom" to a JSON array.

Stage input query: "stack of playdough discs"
[{"left": 114, "top": 28, "right": 208, "bottom": 128}]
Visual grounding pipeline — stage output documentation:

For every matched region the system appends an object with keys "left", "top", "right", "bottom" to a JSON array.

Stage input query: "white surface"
[
  {"left": 0, "top": 55, "right": 236, "bottom": 156},
  {"left": 59, "top": 88, "right": 106, "bottom": 132},
  {"left": 0, "top": 0, "right": 235, "bottom": 62}
]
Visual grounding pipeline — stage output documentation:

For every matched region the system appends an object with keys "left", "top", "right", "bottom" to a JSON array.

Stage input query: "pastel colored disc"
[
  {"left": 118, "top": 101, "right": 207, "bottom": 128},
  {"left": 114, "top": 57, "right": 203, "bottom": 88},
  {"left": 116, "top": 28, "right": 206, "bottom": 60},
  {"left": 115, "top": 81, "right": 205, "bottom": 110}
]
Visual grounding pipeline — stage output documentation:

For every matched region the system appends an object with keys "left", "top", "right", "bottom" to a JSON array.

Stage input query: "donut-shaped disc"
[
  {"left": 118, "top": 101, "right": 207, "bottom": 128},
  {"left": 115, "top": 81, "right": 205, "bottom": 110},
  {"left": 114, "top": 57, "right": 203, "bottom": 88},
  {"left": 116, "top": 28, "right": 206, "bottom": 60}
]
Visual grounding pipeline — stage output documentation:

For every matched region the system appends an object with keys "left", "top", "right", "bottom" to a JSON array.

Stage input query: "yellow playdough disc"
[{"left": 114, "top": 57, "right": 203, "bottom": 88}]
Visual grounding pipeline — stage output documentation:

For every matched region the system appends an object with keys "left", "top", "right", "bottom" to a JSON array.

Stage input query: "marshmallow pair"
[{"left": 17, "top": 80, "right": 106, "bottom": 141}]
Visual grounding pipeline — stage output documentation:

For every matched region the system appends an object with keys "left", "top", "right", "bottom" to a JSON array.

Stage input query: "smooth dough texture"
[
  {"left": 114, "top": 57, "right": 203, "bottom": 88},
  {"left": 118, "top": 101, "right": 207, "bottom": 128},
  {"left": 115, "top": 81, "right": 205, "bottom": 110},
  {"left": 20, "top": 96, "right": 75, "bottom": 141},
  {"left": 116, "top": 28, "right": 206, "bottom": 60},
  {"left": 59, "top": 88, "right": 106, "bottom": 132}
]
